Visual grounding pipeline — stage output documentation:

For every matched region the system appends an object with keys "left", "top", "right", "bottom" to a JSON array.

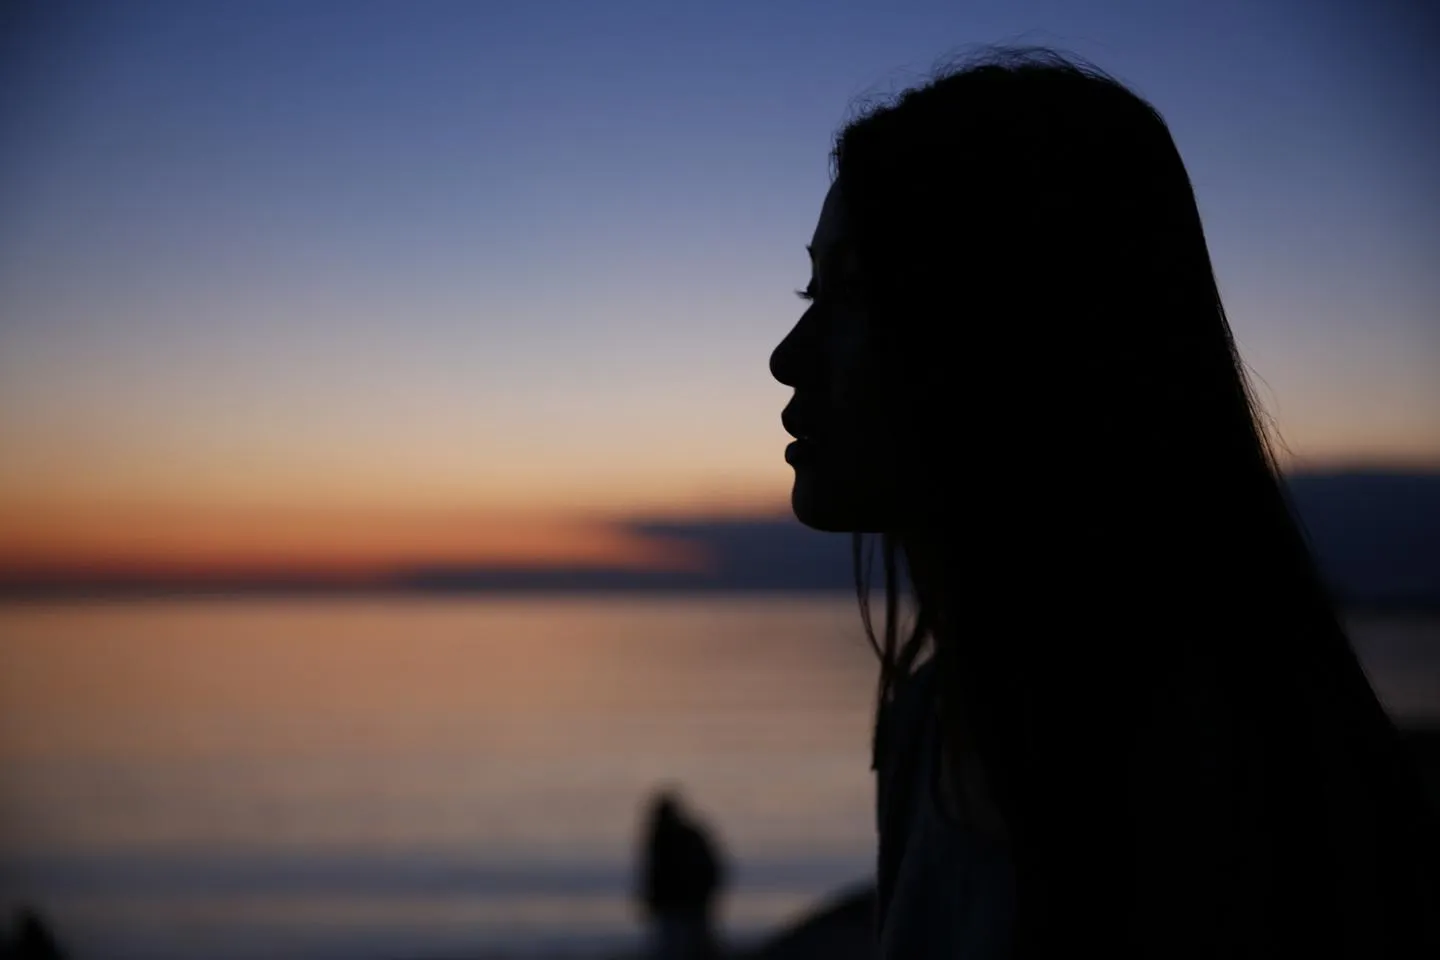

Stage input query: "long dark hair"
[{"left": 839, "top": 48, "right": 1437, "bottom": 957}]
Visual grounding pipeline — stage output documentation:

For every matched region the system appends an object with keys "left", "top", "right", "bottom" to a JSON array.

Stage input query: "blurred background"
[{"left": 1, "top": 1, "right": 1437, "bottom": 957}]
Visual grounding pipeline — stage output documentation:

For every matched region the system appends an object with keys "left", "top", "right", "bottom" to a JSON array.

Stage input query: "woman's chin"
[{"left": 790, "top": 468, "right": 882, "bottom": 533}]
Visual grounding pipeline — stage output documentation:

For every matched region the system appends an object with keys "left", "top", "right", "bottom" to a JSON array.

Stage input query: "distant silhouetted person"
[
  {"left": 1, "top": 908, "right": 65, "bottom": 960},
  {"left": 769, "top": 45, "right": 1439, "bottom": 959},
  {"left": 638, "top": 789, "right": 724, "bottom": 959}
]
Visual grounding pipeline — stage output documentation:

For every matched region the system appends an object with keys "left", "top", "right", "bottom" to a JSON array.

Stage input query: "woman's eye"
[{"left": 794, "top": 287, "right": 815, "bottom": 302}]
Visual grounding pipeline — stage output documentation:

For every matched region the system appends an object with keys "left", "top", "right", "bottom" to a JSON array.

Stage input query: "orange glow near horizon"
[
  {"left": 2, "top": 448, "right": 1435, "bottom": 583},
  {"left": 0, "top": 503, "right": 723, "bottom": 581}
]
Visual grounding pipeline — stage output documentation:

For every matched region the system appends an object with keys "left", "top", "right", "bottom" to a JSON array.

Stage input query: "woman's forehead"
[{"left": 809, "top": 182, "right": 849, "bottom": 265}]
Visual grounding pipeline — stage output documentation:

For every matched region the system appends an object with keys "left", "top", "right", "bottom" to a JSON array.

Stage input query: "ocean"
[{"left": 1, "top": 595, "right": 1436, "bottom": 959}]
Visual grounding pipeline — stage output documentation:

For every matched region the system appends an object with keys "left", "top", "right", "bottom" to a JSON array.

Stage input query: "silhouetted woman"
[{"left": 769, "top": 48, "right": 1438, "bottom": 959}]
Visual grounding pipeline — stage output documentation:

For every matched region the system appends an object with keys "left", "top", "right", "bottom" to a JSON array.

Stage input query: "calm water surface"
[{"left": 0, "top": 595, "right": 1435, "bottom": 959}]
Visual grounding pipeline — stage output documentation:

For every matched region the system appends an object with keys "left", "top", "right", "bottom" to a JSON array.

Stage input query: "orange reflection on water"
[{"left": 0, "top": 596, "right": 878, "bottom": 860}]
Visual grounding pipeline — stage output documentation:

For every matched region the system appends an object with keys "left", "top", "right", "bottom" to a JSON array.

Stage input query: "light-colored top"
[{"left": 874, "top": 660, "right": 1016, "bottom": 958}]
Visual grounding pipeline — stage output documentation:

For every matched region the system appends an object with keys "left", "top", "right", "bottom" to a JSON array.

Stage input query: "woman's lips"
[{"left": 782, "top": 399, "right": 828, "bottom": 464}]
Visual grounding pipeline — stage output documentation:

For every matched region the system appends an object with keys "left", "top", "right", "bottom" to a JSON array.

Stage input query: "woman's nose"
[{"left": 769, "top": 314, "right": 811, "bottom": 388}]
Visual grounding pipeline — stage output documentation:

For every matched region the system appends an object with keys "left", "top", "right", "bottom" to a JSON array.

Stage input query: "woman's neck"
[{"left": 899, "top": 531, "right": 1012, "bottom": 842}]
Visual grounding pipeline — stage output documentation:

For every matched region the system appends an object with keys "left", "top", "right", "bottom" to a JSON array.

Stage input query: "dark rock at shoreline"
[{"left": 739, "top": 884, "right": 874, "bottom": 960}]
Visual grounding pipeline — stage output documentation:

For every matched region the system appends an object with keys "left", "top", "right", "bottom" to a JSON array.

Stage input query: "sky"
[{"left": 1, "top": 0, "right": 1437, "bottom": 577}]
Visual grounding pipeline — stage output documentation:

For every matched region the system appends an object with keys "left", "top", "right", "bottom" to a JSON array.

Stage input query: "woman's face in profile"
[{"left": 770, "top": 183, "right": 896, "bottom": 532}]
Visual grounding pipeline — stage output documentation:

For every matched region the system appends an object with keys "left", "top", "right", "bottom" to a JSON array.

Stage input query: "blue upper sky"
[{"left": 1, "top": 0, "right": 1436, "bottom": 524}]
